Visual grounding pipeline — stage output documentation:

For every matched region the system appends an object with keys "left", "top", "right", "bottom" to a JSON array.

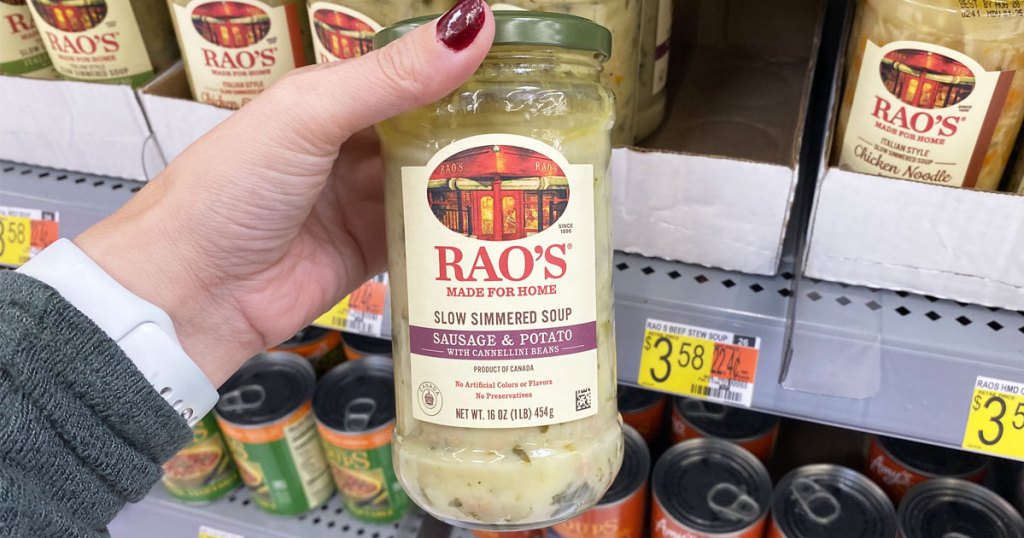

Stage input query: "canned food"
[
  {"left": 271, "top": 326, "right": 344, "bottom": 377},
  {"left": 341, "top": 332, "right": 392, "bottom": 361},
  {"left": 768, "top": 464, "right": 896, "bottom": 538},
  {"left": 651, "top": 438, "right": 772, "bottom": 538},
  {"left": 671, "top": 397, "right": 779, "bottom": 463},
  {"left": 551, "top": 425, "right": 650, "bottom": 538},
  {"left": 618, "top": 385, "right": 667, "bottom": 445},
  {"left": 215, "top": 352, "right": 334, "bottom": 516},
  {"left": 898, "top": 478, "right": 1024, "bottom": 538},
  {"left": 161, "top": 413, "right": 242, "bottom": 504},
  {"left": 866, "top": 435, "right": 988, "bottom": 504},
  {"left": 315, "top": 357, "right": 409, "bottom": 524}
]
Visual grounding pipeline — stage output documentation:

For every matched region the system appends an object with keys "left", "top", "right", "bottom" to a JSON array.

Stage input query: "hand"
[{"left": 75, "top": 0, "right": 494, "bottom": 386}]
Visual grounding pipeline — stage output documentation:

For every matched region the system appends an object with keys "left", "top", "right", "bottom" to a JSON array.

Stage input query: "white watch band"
[{"left": 17, "top": 239, "right": 217, "bottom": 426}]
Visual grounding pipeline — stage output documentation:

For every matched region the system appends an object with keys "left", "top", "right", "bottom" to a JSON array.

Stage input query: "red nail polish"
[{"left": 437, "top": 0, "right": 486, "bottom": 52}]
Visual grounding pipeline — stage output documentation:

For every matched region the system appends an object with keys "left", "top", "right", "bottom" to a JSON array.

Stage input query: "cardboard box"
[
  {"left": 612, "top": 0, "right": 824, "bottom": 275},
  {"left": 138, "top": 63, "right": 233, "bottom": 163},
  {"left": 0, "top": 75, "right": 164, "bottom": 180},
  {"left": 803, "top": 6, "right": 1024, "bottom": 311}
]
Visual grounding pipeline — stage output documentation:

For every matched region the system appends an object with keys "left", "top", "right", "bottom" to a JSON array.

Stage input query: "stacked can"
[
  {"left": 898, "top": 478, "right": 1024, "bottom": 538},
  {"left": 865, "top": 435, "right": 989, "bottom": 503},
  {"left": 341, "top": 332, "right": 392, "bottom": 361},
  {"left": 769, "top": 465, "right": 896, "bottom": 538},
  {"left": 161, "top": 413, "right": 242, "bottom": 504},
  {"left": 671, "top": 397, "right": 779, "bottom": 462},
  {"left": 271, "top": 326, "right": 345, "bottom": 377},
  {"left": 650, "top": 439, "right": 773, "bottom": 537},
  {"left": 550, "top": 425, "right": 650, "bottom": 538},
  {"left": 215, "top": 352, "right": 334, "bottom": 516},
  {"left": 314, "top": 357, "right": 409, "bottom": 524},
  {"left": 618, "top": 385, "right": 667, "bottom": 446}
]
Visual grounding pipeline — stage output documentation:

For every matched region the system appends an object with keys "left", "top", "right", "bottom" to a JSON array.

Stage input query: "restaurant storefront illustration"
[
  {"left": 30, "top": 0, "right": 106, "bottom": 32},
  {"left": 313, "top": 8, "right": 376, "bottom": 59},
  {"left": 192, "top": 1, "right": 271, "bottom": 48},
  {"left": 428, "top": 145, "right": 570, "bottom": 242},
  {"left": 880, "top": 49, "right": 976, "bottom": 109}
]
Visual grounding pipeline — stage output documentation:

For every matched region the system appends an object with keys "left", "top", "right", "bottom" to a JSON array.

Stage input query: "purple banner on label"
[{"left": 409, "top": 322, "right": 597, "bottom": 360}]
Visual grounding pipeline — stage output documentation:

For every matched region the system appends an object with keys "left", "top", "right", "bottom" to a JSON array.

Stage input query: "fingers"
[{"left": 238, "top": 0, "right": 494, "bottom": 157}]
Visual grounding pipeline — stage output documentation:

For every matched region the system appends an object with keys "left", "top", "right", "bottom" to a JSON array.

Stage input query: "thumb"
[{"left": 238, "top": 0, "right": 494, "bottom": 156}]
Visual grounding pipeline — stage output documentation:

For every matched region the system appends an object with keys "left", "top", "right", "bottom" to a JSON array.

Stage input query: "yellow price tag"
[
  {"left": 0, "top": 215, "right": 31, "bottom": 267},
  {"left": 313, "top": 295, "right": 351, "bottom": 331},
  {"left": 638, "top": 327, "right": 714, "bottom": 398},
  {"left": 198, "top": 526, "right": 243, "bottom": 538},
  {"left": 962, "top": 376, "right": 1024, "bottom": 460}
]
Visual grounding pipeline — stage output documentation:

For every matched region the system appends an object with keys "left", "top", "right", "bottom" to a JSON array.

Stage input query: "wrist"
[{"left": 76, "top": 199, "right": 262, "bottom": 386}]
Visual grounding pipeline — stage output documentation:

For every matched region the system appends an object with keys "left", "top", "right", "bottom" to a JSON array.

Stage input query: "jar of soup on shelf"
[
  {"left": 306, "top": 0, "right": 450, "bottom": 63},
  {"left": 375, "top": 11, "right": 623, "bottom": 531}
]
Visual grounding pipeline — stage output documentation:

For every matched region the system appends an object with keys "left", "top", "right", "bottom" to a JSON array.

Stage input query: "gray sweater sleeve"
[{"left": 0, "top": 270, "right": 194, "bottom": 537}]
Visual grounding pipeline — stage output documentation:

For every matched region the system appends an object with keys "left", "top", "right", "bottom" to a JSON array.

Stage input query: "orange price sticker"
[
  {"left": 313, "top": 274, "right": 388, "bottom": 337},
  {"left": 637, "top": 319, "right": 760, "bottom": 407},
  {"left": 0, "top": 207, "right": 60, "bottom": 268}
]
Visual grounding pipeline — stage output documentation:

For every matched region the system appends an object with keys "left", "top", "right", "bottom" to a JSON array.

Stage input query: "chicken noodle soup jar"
[
  {"left": 375, "top": 12, "right": 622, "bottom": 530},
  {"left": 0, "top": 0, "right": 55, "bottom": 78},
  {"left": 27, "top": 0, "right": 177, "bottom": 86},
  {"left": 834, "top": 0, "right": 1024, "bottom": 190},
  {"left": 215, "top": 352, "right": 335, "bottom": 516},
  {"left": 169, "top": 0, "right": 313, "bottom": 108}
]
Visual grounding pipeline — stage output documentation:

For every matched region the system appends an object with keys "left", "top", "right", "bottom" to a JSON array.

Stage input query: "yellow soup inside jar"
[{"left": 375, "top": 13, "right": 623, "bottom": 531}]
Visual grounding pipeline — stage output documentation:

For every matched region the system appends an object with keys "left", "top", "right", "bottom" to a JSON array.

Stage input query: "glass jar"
[
  {"left": 375, "top": 12, "right": 623, "bottom": 530},
  {"left": 0, "top": 1, "right": 55, "bottom": 79},
  {"left": 490, "top": 0, "right": 640, "bottom": 146},
  {"left": 168, "top": 0, "right": 314, "bottom": 108},
  {"left": 833, "top": 0, "right": 1024, "bottom": 191},
  {"left": 306, "top": 0, "right": 450, "bottom": 63},
  {"left": 634, "top": 0, "right": 672, "bottom": 141},
  {"left": 27, "top": 0, "right": 177, "bottom": 86}
]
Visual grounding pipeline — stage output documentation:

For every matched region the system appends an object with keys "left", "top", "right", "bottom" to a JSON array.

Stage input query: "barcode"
[
  {"left": 576, "top": 388, "right": 592, "bottom": 411},
  {"left": 690, "top": 384, "right": 742, "bottom": 403},
  {"left": 346, "top": 314, "right": 383, "bottom": 336}
]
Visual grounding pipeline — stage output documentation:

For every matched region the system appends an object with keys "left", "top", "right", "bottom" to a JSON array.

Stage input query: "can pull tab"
[
  {"left": 682, "top": 399, "right": 728, "bottom": 421},
  {"left": 790, "top": 478, "right": 841, "bottom": 525},
  {"left": 707, "top": 483, "right": 760, "bottom": 523},
  {"left": 344, "top": 397, "right": 378, "bottom": 431},
  {"left": 218, "top": 384, "right": 266, "bottom": 413}
]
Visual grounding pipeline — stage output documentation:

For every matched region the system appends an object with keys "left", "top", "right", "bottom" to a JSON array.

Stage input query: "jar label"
[
  {"left": 308, "top": 2, "right": 380, "bottom": 63},
  {"left": 174, "top": 0, "right": 306, "bottom": 109},
  {"left": 401, "top": 134, "right": 599, "bottom": 429},
  {"left": 653, "top": 0, "right": 672, "bottom": 95},
  {"left": 27, "top": 0, "right": 152, "bottom": 85},
  {"left": 0, "top": 2, "right": 54, "bottom": 77},
  {"left": 837, "top": 39, "right": 1014, "bottom": 188}
]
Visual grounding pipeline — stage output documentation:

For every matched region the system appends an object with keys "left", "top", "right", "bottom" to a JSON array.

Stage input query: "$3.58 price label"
[
  {"left": 637, "top": 319, "right": 760, "bottom": 407},
  {"left": 0, "top": 207, "right": 59, "bottom": 268},
  {"left": 962, "top": 376, "right": 1024, "bottom": 459}
]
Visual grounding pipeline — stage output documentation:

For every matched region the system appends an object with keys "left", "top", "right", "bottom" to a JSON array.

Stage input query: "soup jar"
[
  {"left": 634, "top": 0, "right": 672, "bottom": 141},
  {"left": 833, "top": 0, "right": 1024, "bottom": 191},
  {"left": 306, "top": 0, "right": 450, "bottom": 63},
  {"left": 0, "top": 0, "right": 55, "bottom": 79},
  {"left": 375, "top": 11, "right": 623, "bottom": 531},
  {"left": 27, "top": 0, "right": 177, "bottom": 86}
]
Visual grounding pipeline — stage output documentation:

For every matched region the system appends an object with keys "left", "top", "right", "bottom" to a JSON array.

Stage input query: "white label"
[
  {"left": 402, "top": 134, "right": 599, "bottom": 429},
  {"left": 175, "top": 0, "right": 303, "bottom": 109},
  {"left": 308, "top": 2, "right": 380, "bottom": 64},
  {"left": 838, "top": 40, "right": 1011, "bottom": 188},
  {"left": 282, "top": 413, "right": 333, "bottom": 506},
  {"left": 27, "top": 0, "right": 152, "bottom": 84},
  {"left": 0, "top": 2, "right": 52, "bottom": 77},
  {"left": 653, "top": 0, "right": 672, "bottom": 95}
]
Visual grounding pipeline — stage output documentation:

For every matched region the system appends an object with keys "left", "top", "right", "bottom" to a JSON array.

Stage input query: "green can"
[
  {"left": 162, "top": 413, "right": 242, "bottom": 504},
  {"left": 215, "top": 352, "right": 335, "bottom": 516},
  {"left": 315, "top": 357, "right": 408, "bottom": 523}
]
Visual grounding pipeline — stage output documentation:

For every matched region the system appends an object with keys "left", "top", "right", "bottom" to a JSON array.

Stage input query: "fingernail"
[{"left": 437, "top": 0, "right": 486, "bottom": 52}]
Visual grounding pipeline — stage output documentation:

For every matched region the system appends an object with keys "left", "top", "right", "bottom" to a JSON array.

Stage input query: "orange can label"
[
  {"left": 765, "top": 518, "right": 786, "bottom": 538},
  {"left": 473, "top": 530, "right": 546, "bottom": 538},
  {"left": 217, "top": 402, "right": 313, "bottom": 444},
  {"left": 651, "top": 493, "right": 766, "bottom": 538},
  {"left": 550, "top": 482, "right": 648, "bottom": 538},
  {"left": 865, "top": 436, "right": 985, "bottom": 503},
  {"left": 670, "top": 408, "right": 777, "bottom": 463},
  {"left": 622, "top": 398, "right": 667, "bottom": 445}
]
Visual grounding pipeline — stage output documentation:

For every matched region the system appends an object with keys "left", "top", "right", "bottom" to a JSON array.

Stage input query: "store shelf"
[{"left": 6, "top": 160, "right": 1024, "bottom": 457}]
